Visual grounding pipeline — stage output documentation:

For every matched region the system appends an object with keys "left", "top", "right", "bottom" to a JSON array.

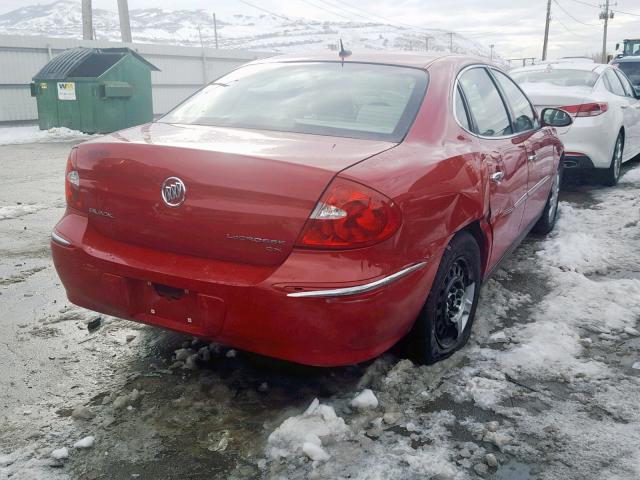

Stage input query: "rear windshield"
[
  {"left": 613, "top": 62, "right": 640, "bottom": 87},
  {"left": 510, "top": 69, "right": 599, "bottom": 88},
  {"left": 160, "top": 62, "right": 428, "bottom": 142}
]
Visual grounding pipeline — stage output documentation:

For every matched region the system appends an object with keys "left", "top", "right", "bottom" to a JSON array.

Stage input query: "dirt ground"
[{"left": 1, "top": 140, "right": 639, "bottom": 480}]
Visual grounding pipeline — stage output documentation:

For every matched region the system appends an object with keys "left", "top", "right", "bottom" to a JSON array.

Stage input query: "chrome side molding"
[
  {"left": 51, "top": 230, "right": 71, "bottom": 246},
  {"left": 287, "top": 262, "right": 428, "bottom": 298}
]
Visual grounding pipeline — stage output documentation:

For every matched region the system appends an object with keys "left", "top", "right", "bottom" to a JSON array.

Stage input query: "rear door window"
[
  {"left": 614, "top": 69, "right": 636, "bottom": 98},
  {"left": 455, "top": 87, "right": 471, "bottom": 131},
  {"left": 492, "top": 70, "right": 537, "bottom": 133},
  {"left": 603, "top": 69, "right": 626, "bottom": 96},
  {"left": 458, "top": 67, "right": 512, "bottom": 137}
]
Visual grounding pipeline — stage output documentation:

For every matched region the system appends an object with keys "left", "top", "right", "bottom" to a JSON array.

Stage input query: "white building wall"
[{"left": 0, "top": 34, "right": 272, "bottom": 122}]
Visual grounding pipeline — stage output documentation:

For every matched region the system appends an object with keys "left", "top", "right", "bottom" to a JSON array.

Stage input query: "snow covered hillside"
[{"left": 0, "top": 0, "right": 495, "bottom": 57}]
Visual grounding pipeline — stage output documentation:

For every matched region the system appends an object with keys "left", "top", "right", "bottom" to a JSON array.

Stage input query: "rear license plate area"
[{"left": 135, "top": 281, "right": 225, "bottom": 336}]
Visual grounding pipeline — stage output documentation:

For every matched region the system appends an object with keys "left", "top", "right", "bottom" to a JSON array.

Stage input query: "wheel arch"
[{"left": 455, "top": 218, "right": 491, "bottom": 279}]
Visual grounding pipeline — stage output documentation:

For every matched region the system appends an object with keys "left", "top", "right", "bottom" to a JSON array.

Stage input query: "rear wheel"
[
  {"left": 532, "top": 165, "right": 561, "bottom": 235},
  {"left": 601, "top": 132, "right": 624, "bottom": 187},
  {"left": 408, "top": 231, "right": 481, "bottom": 364}
]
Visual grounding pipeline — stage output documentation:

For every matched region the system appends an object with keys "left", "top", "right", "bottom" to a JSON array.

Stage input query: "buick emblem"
[{"left": 161, "top": 177, "right": 186, "bottom": 207}]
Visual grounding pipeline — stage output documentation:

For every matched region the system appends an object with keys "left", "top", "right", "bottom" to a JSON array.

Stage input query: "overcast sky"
[{"left": 1, "top": 0, "right": 640, "bottom": 59}]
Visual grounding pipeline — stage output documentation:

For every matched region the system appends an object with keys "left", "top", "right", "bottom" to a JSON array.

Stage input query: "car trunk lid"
[
  {"left": 75, "top": 122, "right": 395, "bottom": 266},
  {"left": 520, "top": 85, "right": 593, "bottom": 135}
]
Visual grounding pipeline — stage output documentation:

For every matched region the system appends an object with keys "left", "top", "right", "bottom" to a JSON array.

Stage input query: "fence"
[{"left": 0, "top": 34, "right": 272, "bottom": 123}]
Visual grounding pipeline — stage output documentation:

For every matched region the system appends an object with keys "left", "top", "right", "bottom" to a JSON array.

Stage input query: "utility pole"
[
  {"left": 213, "top": 13, "right": 219, "bottom": 49},
  {"left": 82, "top": 0, "right": 93, "bottom": 40},
  {"left": 117, "top": 0, "right": 132, "bottom": 43},
  {"left": 600, "top": 0, "right": 614, "bottom": 63},
  {"left": 197, "top": 25, "right": 207, "bottom": 85},
  {"left": 424, "top": 35, "right": 432, "bottom": 51},
  {"left": 542, "top": 0, "right": 551, "bottom": 61},
  {"left": 490, "top": 44, "right": 495, "bottom": 61},
  {"left": 448, "top": 32, "right": 454, "bottom": 53}
]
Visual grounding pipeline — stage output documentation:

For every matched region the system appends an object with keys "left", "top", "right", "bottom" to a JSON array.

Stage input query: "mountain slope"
[{"left": 0, "top": 0, "right": 494, "bottom": 58}]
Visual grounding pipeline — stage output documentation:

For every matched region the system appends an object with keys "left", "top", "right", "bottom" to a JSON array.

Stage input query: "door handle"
[
  {"left": 490, "top": 171, "right": 504, "bottom": 183},
  {"left": 621, "top": 104, "right": 629, "bottom": 109},
  {"left": 528, "top": 154, "right": 537, "bottom": 162}
]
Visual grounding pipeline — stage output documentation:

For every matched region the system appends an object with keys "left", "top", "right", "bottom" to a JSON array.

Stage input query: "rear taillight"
[
  {"left": 296, "top": 177, "right": 402, "bottom": 249},
  {"left": 559, "top": 103, "right": 608, "bottom": 117},
  {"left": 65, "top": 149, "right": 81, "bottom": 210}
]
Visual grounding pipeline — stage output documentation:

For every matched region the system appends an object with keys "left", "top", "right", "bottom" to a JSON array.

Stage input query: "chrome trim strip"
[
  {"left": 51, "top": 230, "right": 71, "bottom": 246},
  {"left": 495, "top": 176, "right": 546, "bottom": 219},
  {"left": 287, "top": 262, "right": 428, "bottom": 298},
  {"left": 513, "top": 192, "right": 528, "bottom": 209},
  {"left": 528, "top": 174, "right": 550, "bottom": 196}
]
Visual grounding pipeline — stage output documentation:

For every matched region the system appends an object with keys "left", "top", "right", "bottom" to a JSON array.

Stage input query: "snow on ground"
[
  {"left": 0, "top": 204, "right": 47, "bottom": 220},
  {"left": 262, "top": 165, "right": 640, "bottom": 480},
  {"left": 1, "top": 138, "right": 639, "bottom": 479},
  {"left": 0, "top": 126, "right": 90, "bottom": 146}
]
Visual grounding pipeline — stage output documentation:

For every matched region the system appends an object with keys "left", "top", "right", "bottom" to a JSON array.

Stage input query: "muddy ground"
[{"left": 1, "top": 140, "right": 639, "bottom": 480}]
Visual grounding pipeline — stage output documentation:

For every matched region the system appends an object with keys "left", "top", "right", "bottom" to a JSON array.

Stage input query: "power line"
[
  {"left": 553, "top": 0, "right": 599, "bottom": 26},
  {"left": 554, "top": 15, "right": 589, "bottom": 36},
  {"left": 323, "top": 0, "right": 436, "bottom": 34},
  {"left": 614, "top": 8, "right": 640, "bottom": 17},
  {"left": 566, "top": 0, "right": 640, "bottom": 15},
  {"left": 235, "top": 0, "right": 291, "bottom": 21},
  {"left": 294, "top": 0, "right": 355, "bottom": 21},
  {"left": 565, "top": 0, "right": 599, "bottom": 8},
  {"left": 314, "top": 0, "right": 394, "bottom": 25}
]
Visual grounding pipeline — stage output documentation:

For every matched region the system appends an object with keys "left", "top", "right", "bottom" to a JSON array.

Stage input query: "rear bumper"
[
  {"left": 51, "top": 213, "right": 439, "bottom": 366},
  {"left": 563, "top": 154, "right": 595, "bottom": 170},
  {"left": 557, "top": 115, "right": 617, "bottom": 169}
]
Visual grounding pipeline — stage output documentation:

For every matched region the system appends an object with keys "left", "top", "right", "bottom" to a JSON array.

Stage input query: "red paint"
[{"left": 51, "top": 54, "right": 563, "bottom": 366}]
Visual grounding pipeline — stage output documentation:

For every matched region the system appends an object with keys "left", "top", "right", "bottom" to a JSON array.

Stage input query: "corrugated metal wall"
[{"left": 0, "top": 35, "right": 272, "bottom": 123}]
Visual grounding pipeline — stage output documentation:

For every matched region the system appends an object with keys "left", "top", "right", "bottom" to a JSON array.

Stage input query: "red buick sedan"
[{"left": 51, "top": 53, "right": 570, "bottom": 366}]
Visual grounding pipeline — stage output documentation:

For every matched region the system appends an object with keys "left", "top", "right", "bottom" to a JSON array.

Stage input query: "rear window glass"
[
  {"left": 614, "top": 62, "right": 640, "bottom": 87},
  {"left": 510, "top": 69, "right": 599, "bottom": 88},
  {"left": 160, "top": 62, "right": 428, "bottom": 142}
]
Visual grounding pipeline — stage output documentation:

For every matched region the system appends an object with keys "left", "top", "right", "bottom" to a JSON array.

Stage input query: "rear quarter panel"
[{"left": 340, "top": 58, "right": 491, "bottom": 274}]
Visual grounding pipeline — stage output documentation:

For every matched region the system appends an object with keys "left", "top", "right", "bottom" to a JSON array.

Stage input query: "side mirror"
[
  {"left": 540, "top": 108, "right": 573, "bottom": 128},
  {"left": 616, "top": 43, "right": 620, "bottom": 50}
]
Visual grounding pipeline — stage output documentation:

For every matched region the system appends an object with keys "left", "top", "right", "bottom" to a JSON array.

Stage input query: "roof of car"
[
  {"left": 511, "top": 61, "right": 607, "bottom": 74},
  {"left": 612, "top": 56, "right": 640, "bottom": 63},
  {"left": 249, "top": 52, "right": 493, "bottom": 70}
]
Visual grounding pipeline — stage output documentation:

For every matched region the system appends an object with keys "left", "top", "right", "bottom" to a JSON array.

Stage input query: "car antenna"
[{"left": 338, "top": 39, "right": 351, "bottom": 66}]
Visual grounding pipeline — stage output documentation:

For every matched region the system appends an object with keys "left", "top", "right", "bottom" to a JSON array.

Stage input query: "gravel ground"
[{"left": 0, "top": 140, "right": 639, "bottom": 480}]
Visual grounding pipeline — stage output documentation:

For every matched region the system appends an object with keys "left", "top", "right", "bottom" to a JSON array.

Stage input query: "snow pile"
[
  {"left": 267, "top": 398, "right": 349, "bottom": 460},
  {"left": 262, "top": 165, "right": 640, "bottom": 479},
  {"left": 539, "top": 202, "right": 612, "bottom": 273},
  {"left": 301, "top": 442, "right": 330, "bottom": 461},
  {"left": 50, "top": 447, "right": 68, "bottom": 459},
  {"left": 73, "top": 436, "right": 95, "bottom": 449},
  {"left": 350, "top": 389, "right": 379, "bottom": 410},
  {"left": 0, "top": 204, "right": 47, "bottom": 220},
  {"left": 620, "top": 166, "right": 640, "bottom": 185},
  {"left": 0, "top": 126, "right": 90, "bottom": 145}
]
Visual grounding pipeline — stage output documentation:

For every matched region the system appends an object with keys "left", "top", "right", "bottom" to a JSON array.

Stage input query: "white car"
[{"left": 510, "top": 62, "right": 640, "bottom": 185}]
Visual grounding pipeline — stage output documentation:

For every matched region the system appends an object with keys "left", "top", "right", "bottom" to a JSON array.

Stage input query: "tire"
[
  {"left": 407, "top": 231, "right": 481, "bottom": 364},
  {"left": 601, "top": 132, "right": 624, "bottom": 187},
  {"left": 532, "top": 164, "right": 562, "bottom": 235}
]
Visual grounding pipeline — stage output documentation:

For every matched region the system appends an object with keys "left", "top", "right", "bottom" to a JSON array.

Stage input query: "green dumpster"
[{"left": 30, "top": 47, "right": 159, "bottom": 133}]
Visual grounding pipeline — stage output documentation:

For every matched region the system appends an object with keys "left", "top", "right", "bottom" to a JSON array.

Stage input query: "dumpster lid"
[{"left": 33, "top": 47, "right": 159, "bottom": 80}]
